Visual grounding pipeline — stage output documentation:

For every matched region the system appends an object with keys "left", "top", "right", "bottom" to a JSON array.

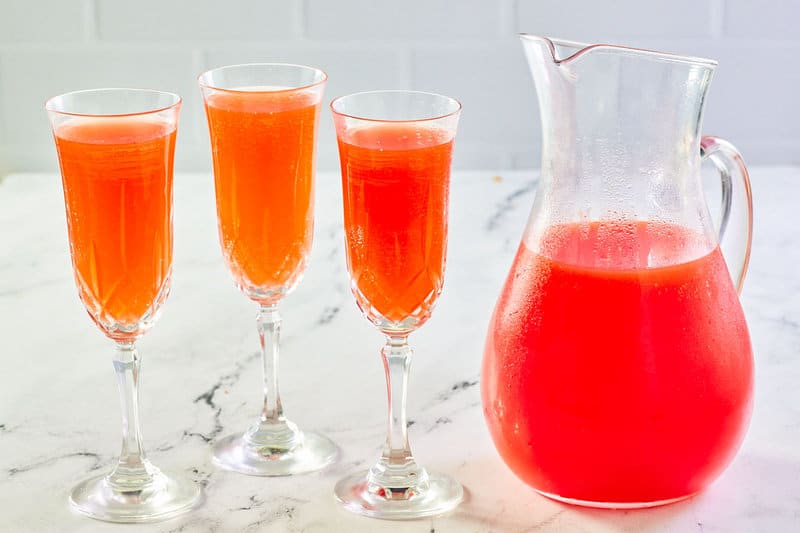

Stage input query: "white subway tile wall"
[
  {"left": 516, "top": 0, "right": 715, "bottom": 39},
  {"left": 0, "top": 0, "right": 85, "bottom": 43},
  {"left": 0, "top": 0, "right": 797, "bottom": 176},
  {"left": 725, "top": 0, "right": 799, "bottom": 39},
  {"left": 304, "top": 0, "right": 503, "bottom": 40},
  {"left": 96, "top": 1, "right": 300, "bottom": 42}
]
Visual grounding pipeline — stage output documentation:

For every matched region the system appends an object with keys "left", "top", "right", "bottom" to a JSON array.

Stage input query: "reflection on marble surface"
[{"left": 1, "top": 169, "right": 798, "bottom": 532}]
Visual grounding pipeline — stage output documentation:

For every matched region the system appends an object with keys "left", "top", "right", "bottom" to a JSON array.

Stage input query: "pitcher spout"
[{"left": 520, "top": 33, "right": 718, "bottom": 68}]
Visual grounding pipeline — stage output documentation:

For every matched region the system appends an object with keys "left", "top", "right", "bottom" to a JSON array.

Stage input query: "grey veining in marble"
[{"left": 1, "top": 169, "right": 798, "bottom": 532}]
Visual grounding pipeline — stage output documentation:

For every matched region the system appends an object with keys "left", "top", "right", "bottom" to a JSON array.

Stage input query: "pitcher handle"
[{"left": 700, "top": 136, "right": 753, "bottom": 294}]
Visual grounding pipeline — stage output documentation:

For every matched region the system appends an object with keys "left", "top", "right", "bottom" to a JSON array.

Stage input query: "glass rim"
[
  {"left": 197, "top": 62, "right": 328, "bottom": 94},
  {"left": 330, "top": 90, "right": 462, "bottom": 124},
  {"left": 44, "top": 87, "right": 182, "bottom": 118}
]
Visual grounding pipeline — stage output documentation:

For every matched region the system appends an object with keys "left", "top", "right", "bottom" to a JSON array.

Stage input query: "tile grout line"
[
  {"left": 401, "top": 47, "right": 415, "bottom": 90},
  {"left": 499, "top": 0, "right": 517, "bottom": 37},
  {"left": 296, "top": 0, "right": 307, "bottom": 40},
  {"left": 81, "top": 0, "right": 98, "bottom": 43},
  {"left": 710, "top": 0, "right": 726, "bottom": 39},
  {"left": 191, "top": 48, "right": 207, "bottom": 146}
]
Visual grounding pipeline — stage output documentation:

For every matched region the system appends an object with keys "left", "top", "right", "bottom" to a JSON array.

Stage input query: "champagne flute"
[
  {"left": 331, "top": 90, "right": 463, "bottom": 519},
  {"left": 46, "top": 88, "right": 200, "bottom": 522},
  {"left": 199, "top": 64, "right": 337, "bottom": 475}
]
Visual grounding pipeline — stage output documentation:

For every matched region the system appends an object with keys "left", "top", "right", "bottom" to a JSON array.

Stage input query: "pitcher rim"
[{"left": 520, "top": 33, "right": 718, "bottom": 68}]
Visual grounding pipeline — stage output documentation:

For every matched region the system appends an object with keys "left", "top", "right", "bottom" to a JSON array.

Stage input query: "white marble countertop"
[{"left": 0, "top": 168, "right": 798, "bottom": 532}]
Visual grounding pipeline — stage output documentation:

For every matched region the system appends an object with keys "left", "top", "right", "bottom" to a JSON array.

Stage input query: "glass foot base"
[
  {"left": 69, "top": 470, "right": 200, "bottom": 523},
  {"left": 213, "top": 431, "right": 337, "bottom": 476},
  {"left": 335, "top": 469, "right": 463, "bottom": 520},
  {"left": 536, "top": 489, "right": 696, "bottom": 509}
]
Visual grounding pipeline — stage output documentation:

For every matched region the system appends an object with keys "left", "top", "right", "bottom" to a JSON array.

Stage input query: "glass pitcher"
[{"left": 482, "top": 35, "right": 754, "bottom": 508}]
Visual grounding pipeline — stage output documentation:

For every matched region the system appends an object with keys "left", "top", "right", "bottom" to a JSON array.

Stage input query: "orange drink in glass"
[
  {"left": 199, "top": 64, "right": 336, "bottom": 476},
  {"left": 47, "top": 88, "right": 199, "bottom": 523}
]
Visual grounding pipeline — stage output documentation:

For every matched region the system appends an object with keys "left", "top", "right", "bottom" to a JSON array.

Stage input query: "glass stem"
[
  {"left": 246, "top": 304, "right": 301, "bottom": 450},
  {"left": 108, "top": 342, "right": 157, "bottom": 491},
  {"left": 258, "top": 304, "right": 284, "bottom": 423},
  {"left": 369, "top": 335, "right": 428, "bottom": 498}
]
